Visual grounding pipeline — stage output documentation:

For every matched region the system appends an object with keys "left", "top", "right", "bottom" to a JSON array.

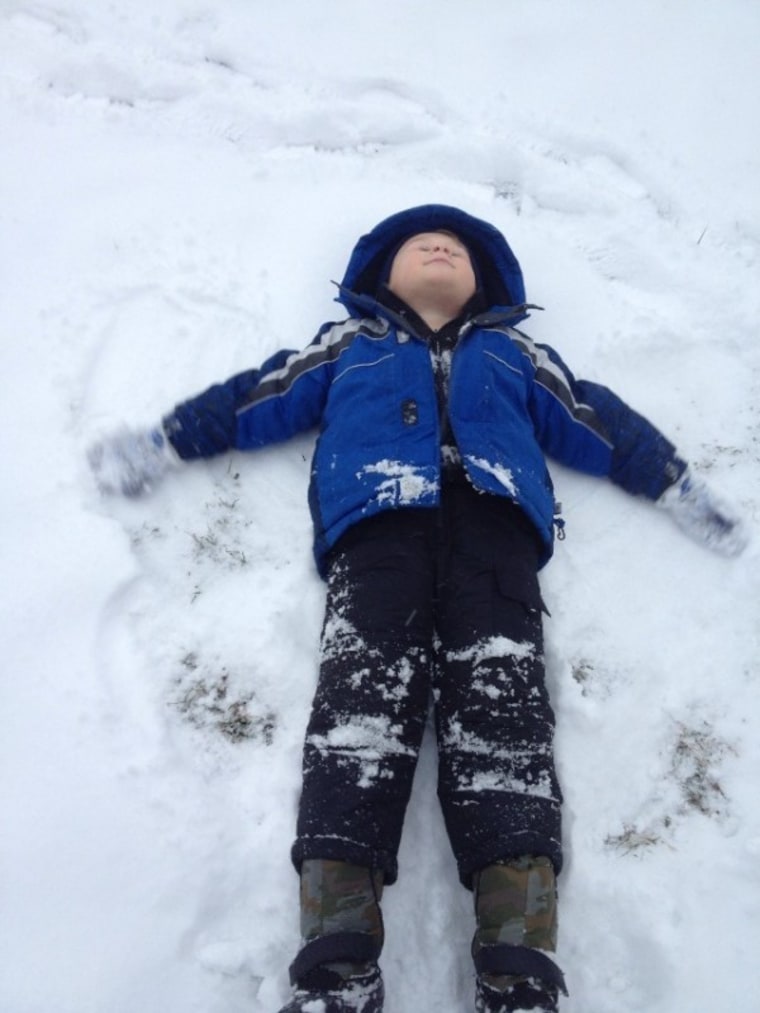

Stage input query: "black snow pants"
[{"left": 291, "top": 484, "right": 563, "bottom": 888}]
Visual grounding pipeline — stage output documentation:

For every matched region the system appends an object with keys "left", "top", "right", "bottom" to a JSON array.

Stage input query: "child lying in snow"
[{"left": 89, "top": 204, "right": 748, "bottom": 1013}]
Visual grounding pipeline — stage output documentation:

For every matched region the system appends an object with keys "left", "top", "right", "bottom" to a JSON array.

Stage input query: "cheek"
[
  {"left": 388, "top": 254, "right": 418, "bottom": 292},
  {"left": 387, "top": 265, "right": 406, "bottom": 296},
  {"left": 461, "top": 264, "right": 477, "bottom": 294}
]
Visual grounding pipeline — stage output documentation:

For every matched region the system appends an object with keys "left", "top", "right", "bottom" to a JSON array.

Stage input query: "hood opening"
[{"left": 337, "top": 204, "right": 527, "bottom": 318}]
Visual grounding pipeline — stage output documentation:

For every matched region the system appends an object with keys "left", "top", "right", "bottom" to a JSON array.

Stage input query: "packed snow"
[{"left": 1, "top": 3, "right": 759, "bottom": 1012}]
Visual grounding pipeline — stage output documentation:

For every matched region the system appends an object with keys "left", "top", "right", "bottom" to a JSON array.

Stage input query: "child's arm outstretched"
[
  {"left": 87, "top": 353, "right": 295, "bottom": 498},
  {"left": 88, "top": 322, "right": 346, "bottom": 498},
  {"left": 522, "top": 334, "right": 749, "bottom": 557}
]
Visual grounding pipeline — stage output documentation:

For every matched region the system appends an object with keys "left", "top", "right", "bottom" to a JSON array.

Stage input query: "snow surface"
[{"left": 1, "top": 3, "right": 759, "bottom": 1011}]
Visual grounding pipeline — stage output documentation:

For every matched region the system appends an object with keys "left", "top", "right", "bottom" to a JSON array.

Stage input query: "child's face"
[{"left": 387, "top": 231, "right": 477, "bottom": 314}]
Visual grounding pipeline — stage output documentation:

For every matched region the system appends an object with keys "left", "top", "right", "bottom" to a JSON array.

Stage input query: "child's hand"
[
  {"left": 658, "top": 468, "right": 750, "bottom": 557},
  {"left": 88, "top": 426, "right": 179, "bottom": 497}
]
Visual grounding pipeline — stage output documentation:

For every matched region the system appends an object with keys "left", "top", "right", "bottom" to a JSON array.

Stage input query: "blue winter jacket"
[{"left": 163, "top": 204, "right": 686, "bottom": 575}]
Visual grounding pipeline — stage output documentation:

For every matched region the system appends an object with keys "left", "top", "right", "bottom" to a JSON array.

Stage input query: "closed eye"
[{"left": 417, "top": 244, "right": 463, "bottom": 257}]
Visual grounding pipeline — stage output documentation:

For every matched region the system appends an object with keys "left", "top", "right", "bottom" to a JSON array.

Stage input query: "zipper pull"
[{"left": 553, "top": 502, "right": 566, "bottom": 541}]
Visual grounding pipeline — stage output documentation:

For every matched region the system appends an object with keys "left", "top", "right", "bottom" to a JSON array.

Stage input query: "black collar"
[{"left": 375, "top": 287, "right": 486, "bottom": 341}]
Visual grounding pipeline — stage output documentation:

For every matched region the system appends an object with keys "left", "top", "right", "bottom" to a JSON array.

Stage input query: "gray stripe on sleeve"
[{"left": 236, "top": 317, "right": 388, "bottom": 414}]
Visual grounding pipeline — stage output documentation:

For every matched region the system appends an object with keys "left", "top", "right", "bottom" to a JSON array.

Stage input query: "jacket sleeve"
[
  {"left": 525, "top": 336, "right": 687, "bottom": 501},
  {"left": 162, "top": 348, "right": 294, "bottom": 460},
  {"left": 162, "top": 319, "right": 358, "bottom": 460}
]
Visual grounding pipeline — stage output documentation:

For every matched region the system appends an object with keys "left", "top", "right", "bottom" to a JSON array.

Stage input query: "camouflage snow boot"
[
  {"left": 278, "top": 859, "right": 385, "bottom": 1013},
  {"left": 472, "top": 857, "right": 567, "bottom": 1013}
]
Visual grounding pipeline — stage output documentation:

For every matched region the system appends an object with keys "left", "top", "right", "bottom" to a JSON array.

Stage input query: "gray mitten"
[
  {"left": 658, "top": 468, "right": 749, "bottom": 557},
  {"left": 88, "top": 426, "right": 179, "bottom": 497}
]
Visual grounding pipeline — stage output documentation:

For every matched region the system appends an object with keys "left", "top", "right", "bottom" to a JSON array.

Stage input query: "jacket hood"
[{"left": 336, "top": 204, "right": 527, "bottom": 319}]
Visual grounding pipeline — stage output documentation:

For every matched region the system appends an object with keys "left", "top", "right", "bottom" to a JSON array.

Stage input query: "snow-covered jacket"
[{"left": 163, "top": 204, "right": 685, "bottom": 574}]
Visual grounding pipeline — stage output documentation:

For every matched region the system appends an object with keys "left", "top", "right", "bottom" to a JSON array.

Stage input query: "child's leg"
[
  {"left": 432, "top": 488, "right": 566, "bottom": 1009},
  {"left": 292, "top": 509, "right": 436, "bottom": 885},
  {"left": 433, "top": 489, "right": 562, "bottom": 881},
  {"left": 282, "top": 511, "right": 437, "bottom": 1011}
]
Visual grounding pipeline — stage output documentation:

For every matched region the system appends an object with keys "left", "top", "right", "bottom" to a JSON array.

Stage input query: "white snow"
[
  {"left": 465, "top": 456, "right": 519, "bottom": 497},
  {"left": 1, "top": 3, "right": 759, "bottom": 1012},
  {"left": 359, "top": 460, "right": 439, "bottom": 506},
  {"left": 446, "top": 636, "right": 536, "bottom": 666}
]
